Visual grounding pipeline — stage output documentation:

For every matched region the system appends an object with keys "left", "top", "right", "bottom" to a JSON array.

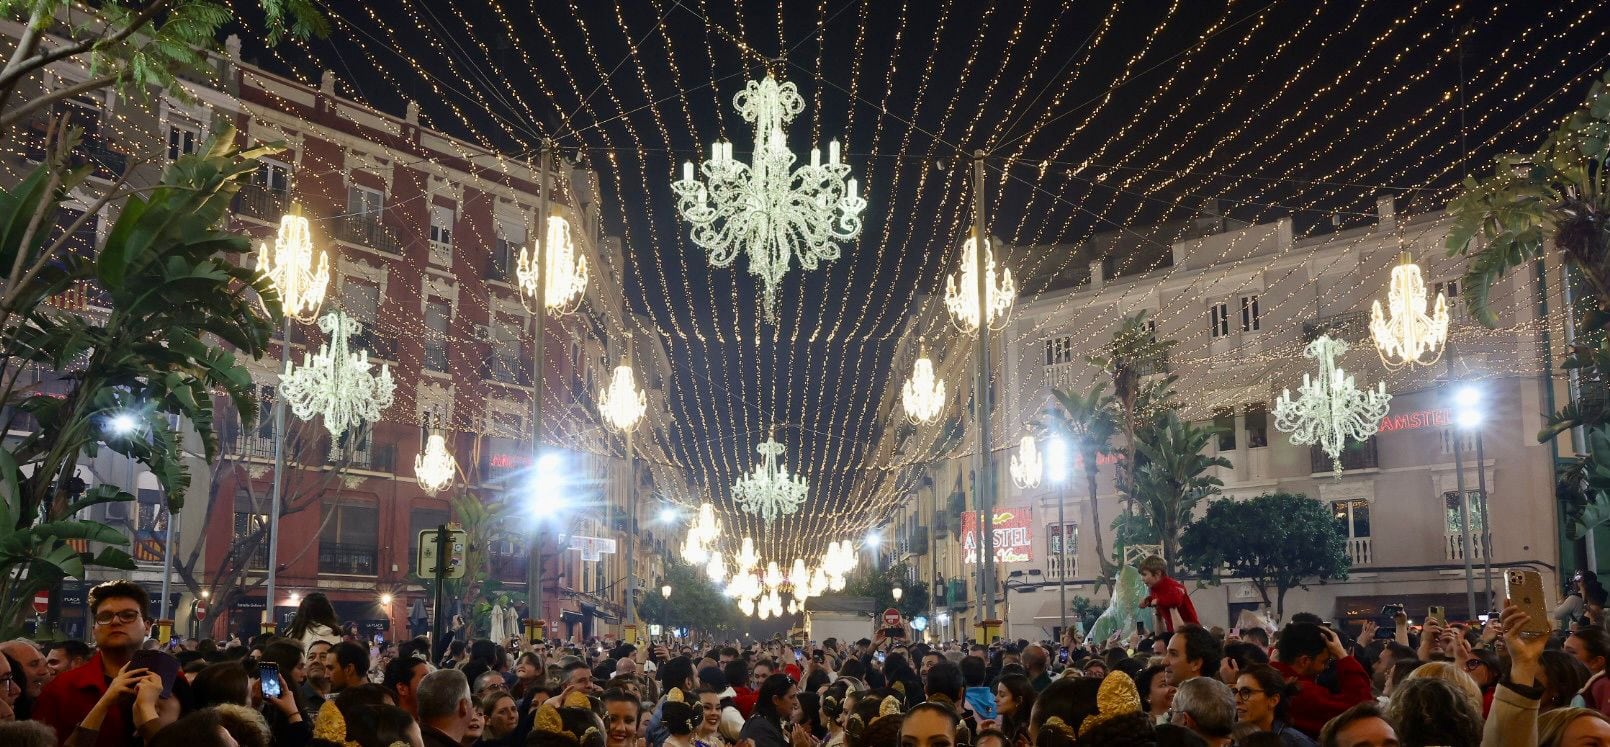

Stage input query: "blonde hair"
[
  {"left": 1404, "top": 661, "right": 1483, "bottom": 716},
  {"left": 1539, "top": 708, "right": 1610, "bottom": 747}
]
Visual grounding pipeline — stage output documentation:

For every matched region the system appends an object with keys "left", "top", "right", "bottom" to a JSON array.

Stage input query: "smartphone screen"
[
  {"left": 1135, "top": 621, "right": 1145, "bottom": 635},
  {"left": 259, "top": 662, "right": 282, "bottom": 699}
]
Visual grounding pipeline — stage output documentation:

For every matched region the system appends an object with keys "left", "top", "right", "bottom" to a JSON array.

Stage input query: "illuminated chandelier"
[
  {"left": 671, "top": 75, "right": 867, "bottom": 322},
  {"left": 944, "top": 232, "right": 1015, "bottom": 333},
  {"left": 255, "top": 207, "right": 330, "bottom": 321},
  {"left": 1273, "top": 335, "right": 1392, "bottom": 474},
  {"left": 598, "top": 357, "right": 647, "bottom": 432},
  {"left": 281, "top": 311, "right": 396, "bottom": 438},
  {"left": 680, "top": 503, "right": 722, "bottom": 565},
  {"left": 517, "top": 214, "right": 589, "bottom": 314},
  {"left": 1010, "top": 435, "right": 1042, "bottom": 488},
  {"left": 1370, "top": 253, "right": 1450, "bottom": 369},
  {"left": 901, "top": 340, "right": 946, "bottom": 424},
  {"left": 732, "top": 433, "right": 809, "bottom": 524},
  {"left": 414, "top": 432, "right": 457, "bottom": 495}
]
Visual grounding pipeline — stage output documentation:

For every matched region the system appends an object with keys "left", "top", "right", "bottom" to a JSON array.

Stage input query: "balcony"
[
  {"left": 1346, "top": 536, "right": 1373, "bottom": 566},
  {"left": 318, "top": 543, "right": 378, "bottom": 575},
  {"left": 947, "top": 579, "right": 969, "bottom": 608},
  {"left": 331, "top": 213, "right": 402, "bottom": 254},
  {"left": 229, "top": 432, "right": 277, "bottom": 461},
  {"left": 235, "top": 183, "right": 290, "bottom": 220},
  {"left": 1303, "top": 310, "right": 1369, "bottom": 344},
  {"left": 1445, "top": 534, "right": 1484, "bottom": 563},
  {"left": 429, "top": 240, "right": 453, "bottom": 267},
  {"left": 483, "top": 356, "right": 531, "bottom": 386},
  {"left": 1311, "top": 438, "right": 1378, "bottom": 474},
  {"left": 1046, "top": 552, "right": 1077, "bottom": 579}
]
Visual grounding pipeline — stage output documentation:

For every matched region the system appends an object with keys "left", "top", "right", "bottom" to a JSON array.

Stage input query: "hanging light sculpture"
[
  {"left": 517, "top": 214, "right": 589, "bottom": 314},
  {"left": 1273, "top": 336, "right": 1392, "bottom": 475},
  {"left": 1010, "top": 435, "right": 1043, "bottom": 489},
  {"left": 901, "top": 340, "right": 946, "bottom": 424},
  {"left": 671, "top": 75, "right": 867, "bottom": 322},
  {"left": 944, "top": 233, "right": 1015, "bottom": 333},
  {"left": 1370, "top": 253, "right": 1450, "bottom": 369},
  {"left": 598, "top": 359, "right": 647, "bottom": 432},
  {"left": 414, "top": 432, "right": 457, "bottom": 495},
  {"left": 732, "top": 433, "right": 809, "bottom": 524},
  {"left": 256, "top": 207, "right": 330, "bottom": 321},
  {"left": 280, "top": 311, "right": 396, "bottom": 438}
]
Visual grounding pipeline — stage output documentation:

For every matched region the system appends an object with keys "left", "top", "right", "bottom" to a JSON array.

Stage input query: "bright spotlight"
[
  {"left": 864, "top": 531, "right": 882, "bottom": 548},
  {"left": 530, "top": 453, "right": 568, "bottom": 513},
  {"left": 1454, "top": 384, "right": 1484, "bottom": 430},
  {"left": 108, "top": 412, "right": 139, "bottom": 435},
  {"left": 379, "top": 593, "right": 393, "bottom": 606},
  {"left": 1455, "top": 385, "right": 1481, "bottom": 409},
  {"left": 658, "top": 507, "right": 678, "bottom": 523},
  {"left": 1047, "top": 437, "right": 1071, "bottom": 484}
]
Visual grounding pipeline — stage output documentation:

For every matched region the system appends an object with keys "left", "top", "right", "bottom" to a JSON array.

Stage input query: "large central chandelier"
[
  {"left": 281, "top": 311, "right": 396, "bottom": 438},
  {"left": 517, "top": 214, "right": 589, "bottom": 314},
  {"left": 944, "top": 232, "right": 1015, "bottom": 333},
  {"left": 415, "top": 432, "right": 457, "bottom": 495},
  {"left": 1370, "top": 253, "right": 1450, "bottom": 369},
  {"left": 901, "top": 340, "right": 946, "bottom": 424},
  {"left": 256, "top": 208, "right": 329, "bottom": 321},
  {"left": 732, "top": 434, "right": 809, "bottom": 524},
  {"left": 1273, "top": 335, "right": 1392, "bottom": 475},
  {"left": 671, "top": 75, "right": 867, "bottom": 322},
  {"left": 719, "top": 536, "right": 860, "bottom": 618}
]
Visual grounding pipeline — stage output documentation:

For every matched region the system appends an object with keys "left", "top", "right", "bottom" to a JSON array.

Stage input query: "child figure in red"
[{"left": 1138, "top": 554, "right": 1198, "bottom": 633}]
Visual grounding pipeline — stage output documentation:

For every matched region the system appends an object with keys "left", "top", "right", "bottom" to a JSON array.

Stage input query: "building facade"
[
  {"left": 873, "top": 197, "right": 1572, "bottom": 641},
  {"left": 1, "top": 22, "right": 686, "bottom": 644}
]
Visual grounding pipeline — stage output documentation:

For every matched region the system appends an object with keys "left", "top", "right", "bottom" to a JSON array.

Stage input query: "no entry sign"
[{"left": 32, "top": 590, "right": 48, "bottom": 615}]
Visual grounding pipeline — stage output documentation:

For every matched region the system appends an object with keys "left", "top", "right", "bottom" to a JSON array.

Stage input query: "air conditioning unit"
[{"left": 473, "top": 325, "right": 493, "bottom": 341}]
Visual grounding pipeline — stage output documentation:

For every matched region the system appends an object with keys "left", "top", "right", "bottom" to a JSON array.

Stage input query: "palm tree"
[
  {"left": 1089, "top": 312, "right": 1177, "bottom": 517},
  {"left": 1133, "top": 412, "right": 1231, "bottom": 575},
  {"left": 1049, "top": 384, "right": 1119, "bottom": 586}
]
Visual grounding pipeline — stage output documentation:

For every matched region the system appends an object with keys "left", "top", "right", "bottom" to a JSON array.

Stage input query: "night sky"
[{"left": 235, "top": 0, "right": 1610, "bottom": 559}]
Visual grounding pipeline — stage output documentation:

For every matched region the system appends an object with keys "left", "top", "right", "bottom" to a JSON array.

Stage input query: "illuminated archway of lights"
[{"left": 214, "top": 2, "right": 1609, "bottom": 564}]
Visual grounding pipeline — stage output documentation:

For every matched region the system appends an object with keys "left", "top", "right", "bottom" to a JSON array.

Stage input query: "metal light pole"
[
  {"left": 525, "top": 140, "right": 553, "bottom": 623},
  {"left": 265, "top": 313, "right": 290, "bottom": 631},
  {"left": 1454, "top": 384, "right": 1494, "bottom": 612},
  {"left": 1049, "top": 438, "right": 1069, "bottom": 640},
  {"left": 971, "top": 150, "right": 998, "bottom": 627},
  {"left": 1452, "top": 403, "right": 1477, "bottom": 620}
]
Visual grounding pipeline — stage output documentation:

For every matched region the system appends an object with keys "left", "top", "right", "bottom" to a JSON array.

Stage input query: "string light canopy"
[
  {"left": 671, "top": 74, "right": 867, "bottom": 322},
  {"left": 517, "top": 214, "right": 589, "bottom": 315},
  {"left": 280, "top": 311, "right": 397, "bottom": 438},
  {"left": 1273, "top": 335, "right": 1392, "bottom": 475},
  {"left": 732, "top": 431, "right": 810, "bottom": 524},
  {"left": 944, "top": 232, "right": 1015, "bottom": 333},
  {"left": 901, "top": 340, "right": 946, "bottom": 424},
  {"left": 414, "top": 432, "right": 457, "bottom": 495},
  {"left": 1010, "top": 435, "right": 1042, "bottom": 489},
  {"left": 255, "top": 207, "right": 329, "bottom": 322},
  {"left": 1370, "top": 253, "right": 1451, "bottom": 369}
]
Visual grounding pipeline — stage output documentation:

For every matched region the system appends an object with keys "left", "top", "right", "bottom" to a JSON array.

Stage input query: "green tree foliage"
[
  {"left": 634, "top": 557, "right": 736, "bottom": 636},
  {"left": 1089, "top": 312, "right": 1178, "bottom": 519},
  {"left": 1132, "top": 412, "right": 1230, "bottom": 575},
  {"left": 1179, "top": 492, "right": 1350, "bottom": 621},
  {"left": 1046, "top": 384, "right": 1119, "bottom": 587},
  {"left": 0, "top": 0, "right": 326, "bottom": 129},
  {"left": 1445, "top": 70, "right": 1610, "bottom": 539},
  {"left": 817, "top": 562, "right": 929, "bottom": 620},
  {"left": 0, "top": 126, "right": 280, "bottom": 633}
]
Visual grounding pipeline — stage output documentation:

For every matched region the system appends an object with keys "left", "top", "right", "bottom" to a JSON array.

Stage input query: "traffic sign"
[
  {"left": 417, "top": 527, "right": 469, "bottom": 579},
  {"left": 32, "top": 590, "right": 48, "bottom": 615},
  {"left": 194, "top": 600, "right": 208, "bottom": 621},
  {"left": 882, "top": 607, "right": 902, "bottom": 627}
]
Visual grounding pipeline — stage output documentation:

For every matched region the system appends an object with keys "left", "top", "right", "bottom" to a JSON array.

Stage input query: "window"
[
  {"left": 430, "top": 206, "right": 454, "bottom": 248},
  {"left": 254, "top": 385, "right": 276, "bottom": 441},
  {"left": 1332, "top": 499, "right": 1370, "bottom": 538},
  {"left": 233, "top": 511, "right": 270, "bottom": 570},
  {"left": 256, "top": 160, "right": 290, "bottom": 194},
  {"left": 1443, "top": 490, "right": 1485, "bottom": 536},
  {"left": 166, "top": 120, "right": 200, "bottom": 160},
  {"left": 491, "top": 316, "right": 522, "bottom": 383},
  {"left": 133, "top": 486, "right": 168, "bottom": 564},
  {"left": 1210, "top": 302, "right": 1230, "bottom": 338},
  {"left": 424, "top": 301, "right": 450, "bottom": 371},
  {"left": 1245, "top": 402, "right": 1268, "bottom": 448},
  {"left": 1240, "top": 294, "right": 1261, "bottom": 332},
  {"left": 1047, "top": 522, "right": 1077, "bottom": 579},
  {"left": 344, "top": 281, "right": 387, "bottom": 359},
  {"left": 319, "top": 499, "right": 378, "bottom": 575},
  {"left": 1044, "top": 336, "right": 1073, "bottom": 366},
  {"left": 1433, "top": 279, "right": 1463, "bottom": 321},
  {"left": 491, "top": 220, "right": 523, "bottom": 280},
  {"left": 348, "top": 185, "right": 383, "bottom": 218},
  {"left": 490, "top": 411, "right": 524, "bottom": 440},
  {"left": 409, "top": 507, "right": 450, "bottom": 574},
  {"left": 1213, "top": 408, "right": 1236, "bottom": 451}
]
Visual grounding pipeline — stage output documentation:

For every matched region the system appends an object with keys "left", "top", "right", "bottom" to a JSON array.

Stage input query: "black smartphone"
[
  {"left": 130, "top": 649, "right": 180, "bottom": 699},
  {"left": 259, "top": 662, "right": 282, "bottom": 699},
  {"left": 1135, "top": 621, "right": 1145, "bottom": 635}
]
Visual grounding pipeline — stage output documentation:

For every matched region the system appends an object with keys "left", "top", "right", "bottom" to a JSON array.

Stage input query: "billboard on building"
[{"left": 960, "top": 506, "right": 1034, "bottom": 563}]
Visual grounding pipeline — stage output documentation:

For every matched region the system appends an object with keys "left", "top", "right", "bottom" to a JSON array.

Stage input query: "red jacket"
[
  {"left": 1144, "top": 574, "right": 1198, "bottom": 632},
  {"left": 734, "top": 686, "right": 759, "bottom": 719},
  {"left": 34, "top": 652, "right": 125, "bottom": 747},
  {"left": 1272, "top": 656, "right": 1374, "bottom": 738}
]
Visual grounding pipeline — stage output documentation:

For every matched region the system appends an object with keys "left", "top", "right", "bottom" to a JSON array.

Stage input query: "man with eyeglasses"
[{"left": 34, "top": 580, "right": 190, "bottom": 746}]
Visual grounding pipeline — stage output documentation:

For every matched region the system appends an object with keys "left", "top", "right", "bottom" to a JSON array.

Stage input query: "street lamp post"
[
  {"left": 1454, "top": 385, "right": 1495, "bottom": 612},
  {"left": 1450, "top": 385, "right": 1478, "bottom": 619},
  {"left": 1046, "top": 437, "right": 1071, "bottom": 639}
]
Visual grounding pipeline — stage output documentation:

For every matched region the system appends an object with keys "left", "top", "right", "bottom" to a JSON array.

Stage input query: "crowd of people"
[{"left": 3, "top": 563, "right": 1610, "bottom": 746}]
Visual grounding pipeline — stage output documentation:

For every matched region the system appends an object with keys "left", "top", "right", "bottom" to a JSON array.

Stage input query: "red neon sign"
[{"left": 1376, "top": 409, "right": 1451, "bottom": 433}]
